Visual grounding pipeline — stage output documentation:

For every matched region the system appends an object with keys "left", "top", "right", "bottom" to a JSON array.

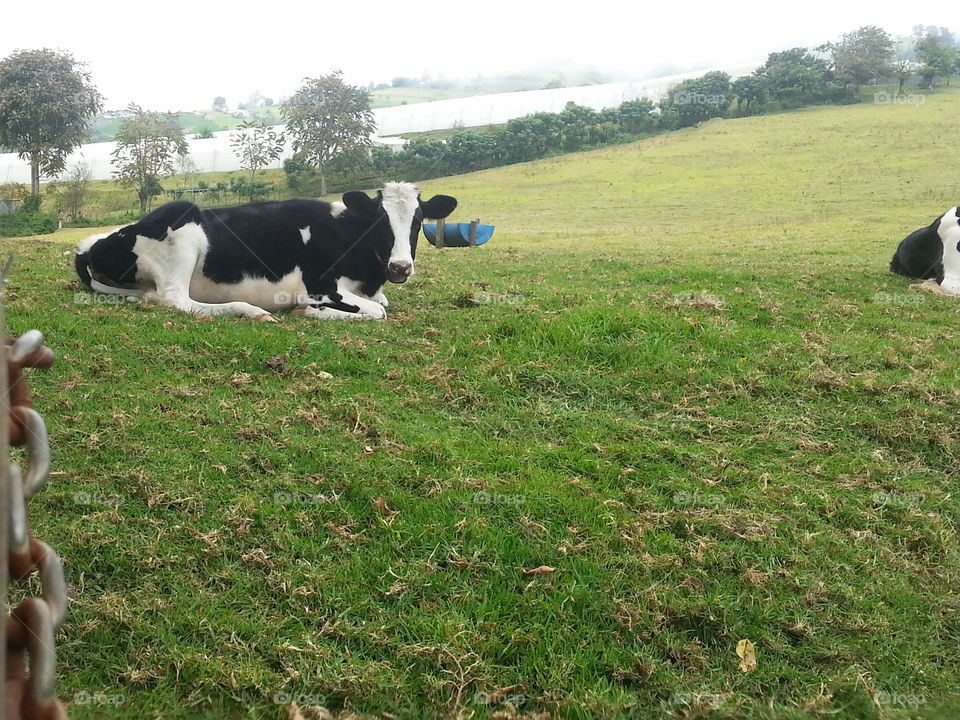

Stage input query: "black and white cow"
[
  {"left": 75, "top": 182, "right": 457, "bottom": 320},
  {"left": 890, "top": 207, "right": 960, "bottom": 294}
]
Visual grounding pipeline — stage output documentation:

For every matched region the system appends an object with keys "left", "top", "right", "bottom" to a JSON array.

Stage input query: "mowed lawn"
[{"left": 3, "top": 90, "right": 960, "bottom": 720}]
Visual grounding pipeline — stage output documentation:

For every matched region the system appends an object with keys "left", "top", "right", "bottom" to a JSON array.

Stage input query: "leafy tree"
[
  {"left": 498, "top": 113, "right": 564, "bottom": 162},
  {"left": 916, "top": 34, "right": 958, "bottom": 87},
  {"left": 397, "top": 138, "right": 448, "bottom": 180},
  {"left": 230, "top": 120, "right": 285, "bottom": 182},
  {"left": 212, "top": 96, "right": 227, "bottom": 112},
  {"left": 662, "top": 71, "right": 731, "bottom": 128},
  {"left": 731, "top": 75, "right": 766, "bottom": 114},
  {"left": 912, "top": 26, "right": 959, "bottom": 47},
  {"left": 616, "top": 99, "right": 658, "bottom": 134},
  {"left": 0, "top": 48, "right": 102, "bottom": 195},
  {"left": 755, "top": 48, "right": 834, "bottom": 106},
  {"left": 891, "top": 40, "right": 919, "bottom": 95},
  {"left": 370, "top": 145, "right": 400, "bottom": 180},
  {"left": 826, "top": 26, "right": 894, "bottom": 92},
  {"left": 559, "top": 102, "right": 599, "bottom": 151},
  {"left": 51, "top": 162, "right": 92, "bottom": 222},
  {"left": 111, "top": 104, "right": 188, "bottom": 212},
  {"left": 281, "top": 70, "right": 376, "bottom": 196},
  {"left": 444, "top": 131, "right": 498, "bottom": 174}
]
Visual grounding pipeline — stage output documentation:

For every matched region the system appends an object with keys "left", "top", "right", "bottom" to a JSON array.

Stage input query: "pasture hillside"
[{"left": 3, "top": 89, "right": 960, "bottom": 719}]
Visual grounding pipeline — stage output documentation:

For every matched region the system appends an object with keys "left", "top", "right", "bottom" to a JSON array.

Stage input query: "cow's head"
[
  {"left": 343, "top": 182, "right": 457, "bottom": 283},
  {"left": 937, "top": 206, "right": 960, "bottom": 293}
]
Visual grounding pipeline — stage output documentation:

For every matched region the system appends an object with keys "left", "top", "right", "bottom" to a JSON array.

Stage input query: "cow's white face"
[
  {"left": 938, "top": 207, "right": 960, "bottom": 294},
  {"left": 342, "top": 182, "right": 458, "bottom": 285},
  {"left": 380, "top": 182, "right": 421, "bottom": 283}
]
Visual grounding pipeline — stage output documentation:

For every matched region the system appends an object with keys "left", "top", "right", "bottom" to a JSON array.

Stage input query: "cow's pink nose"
[{"left": 389, "top": 261, "right": 412, "bottom": 277}]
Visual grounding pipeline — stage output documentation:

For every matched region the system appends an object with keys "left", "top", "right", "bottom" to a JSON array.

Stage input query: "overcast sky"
[{"left": 2, "top": 1, "right": 952, "bottom": 112}]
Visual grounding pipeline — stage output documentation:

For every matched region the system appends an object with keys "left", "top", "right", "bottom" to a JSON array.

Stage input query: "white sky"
[{"left": 2, "top": 1, "right": 952, "bottom": 112}]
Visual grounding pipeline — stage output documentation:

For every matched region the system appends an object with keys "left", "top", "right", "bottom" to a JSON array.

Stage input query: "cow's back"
[{"left": 199, "top": 199, "right": 337, "bottom": 284}]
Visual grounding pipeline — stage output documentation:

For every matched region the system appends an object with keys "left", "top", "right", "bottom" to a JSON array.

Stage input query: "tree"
[
  {"left": 281, "top": 71, "right": 376, "bottom": 196},
  {"left": 498, "top": 113, "right": 564, "bottom": 162},
  {"left": 662, "top": 71, "right": 731, "bottom": 128},
  {"left": 51, "top": 162, "right": 92, "bottom": 222},
  {"left": 827, "top": 26, "right": 894, "bottom": 92},
  {"left": 395, "top": 138, "right": 447, "bottom": 180},
  {"left": 176, "top": 154, "right": 198, "bottom": 188},
  {"left": 890, "top": 40, "right": 918, "bottom": 95},
  {"left": 212, "top": 96, "right": 227, "bottom": 112},
  {"left": 616, "top": 99, "right": 658, "bottom": 134},
  {"left": 0, "top": 48, "right": 102, "bottom": 195},
  {"left": 444, "top": 131, "right": 498, "bottom": 174},
  {"left": 731, "top": 75, "right": 765, "bottom": 114},
  {"left": 111, "top": 104, "right": 188, "bottom": 212},
  {"left": 916, "top": 34, "right": 958, "bottom": 87},
  {"left": 230, "top": 120, "right": 285, "bottom": 182},
  {"left": 559, "top": 102, "right": 599, "bottom": 151},
  {"left": 755, "top": 48, "right": 833, "bottom": 106}
]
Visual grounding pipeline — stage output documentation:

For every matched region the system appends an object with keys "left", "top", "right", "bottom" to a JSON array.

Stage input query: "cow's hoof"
[{"left": 256, "top": 313, "right": 279, "bottom": 322}]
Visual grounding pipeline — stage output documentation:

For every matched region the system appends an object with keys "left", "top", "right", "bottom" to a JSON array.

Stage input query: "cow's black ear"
[
  {"left": 420, "top": 194, "right": 457, "bottom": 219},
  {"left": 343, "top": 191, "right": 376, "bottom": 216}
]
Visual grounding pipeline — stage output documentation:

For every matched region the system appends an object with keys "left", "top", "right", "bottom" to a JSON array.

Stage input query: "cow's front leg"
[
  {"left": 336, "top": 290, "right": 388, "bottom": 319},
  {"left": 296, "top": 305, "right": 379, "bottom": 321},
  {"left": 143, "top": 291, "right": 278, "bottom": 321},
  {"left": 297, "top": 292, "right": 387, "bottom": 320},
  {"left": 372, "top": 290, "right": 389, "bottom": 307}
]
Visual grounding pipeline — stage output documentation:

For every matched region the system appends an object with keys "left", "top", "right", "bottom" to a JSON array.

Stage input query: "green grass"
[
  {"left": 4, "top": 88, "right": 960, "bottom": 720},
  {"left": 370, "top": 88, "right": 496, "bottom": 109}
]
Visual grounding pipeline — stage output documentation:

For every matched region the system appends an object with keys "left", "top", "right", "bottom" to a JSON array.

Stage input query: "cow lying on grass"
[
  {"left": 890, "top": 207, "right": 960, "bottom": 294},
  {"left": 75, "top": 182, "right": 457, "bottom": 320}
]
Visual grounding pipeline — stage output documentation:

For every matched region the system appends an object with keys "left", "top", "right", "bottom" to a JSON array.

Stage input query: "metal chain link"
[{"left": 2, "top": 261, "right": 69, "bottom": 720}]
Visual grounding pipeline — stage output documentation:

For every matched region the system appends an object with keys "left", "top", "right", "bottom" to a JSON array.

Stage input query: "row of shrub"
[{"left": 294, "top": 52, "right": 942, "bottom": 190}]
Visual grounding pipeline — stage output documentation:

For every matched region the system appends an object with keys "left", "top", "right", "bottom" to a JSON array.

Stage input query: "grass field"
[
  {"left": 3, "top": 88, "right": 960, "bottom": 719},
  {"left": 370, "top": 88, "right": 497, "bottom": 109}
]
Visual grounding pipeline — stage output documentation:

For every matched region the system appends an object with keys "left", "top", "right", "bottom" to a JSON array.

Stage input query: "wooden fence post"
[{"left": 469, "top": 219, "right": 479, "bottom": 247}]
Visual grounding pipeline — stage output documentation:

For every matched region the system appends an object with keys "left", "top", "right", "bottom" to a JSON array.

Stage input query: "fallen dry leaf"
[
  {"left": 487, "top": 685, "right": 525, "bottom": 704},
  {"left": 265, "top": 355, "right": 286, "bottom": 371},
  {"left": 285, "top": 703, "right": 333, "bottom": 720},
  {"left": 736, "top": 639, "right": 757, "bottom": 673},
  {"left": 522, "top": 565, "right": 556, "bottom": 576},
  {"left": 372, "top": 497, "right": 398, "bottom": 517}
]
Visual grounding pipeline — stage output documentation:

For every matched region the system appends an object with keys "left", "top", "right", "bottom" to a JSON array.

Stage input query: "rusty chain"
[{"left": 1, "top": 261, "right": 68, "bottom": 720}]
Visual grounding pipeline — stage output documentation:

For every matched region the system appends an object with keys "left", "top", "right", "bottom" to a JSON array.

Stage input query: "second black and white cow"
[
  {"left": 890, "top": 207, "right": 960, "bottom": 294},
  {"left": 75, "top": 182, "right": 457, "bottom": 320}
]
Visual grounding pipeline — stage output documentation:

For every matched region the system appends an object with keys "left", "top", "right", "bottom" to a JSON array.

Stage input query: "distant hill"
[{"left": 88, "top": 107, "right": 284, "bottom": 143}]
